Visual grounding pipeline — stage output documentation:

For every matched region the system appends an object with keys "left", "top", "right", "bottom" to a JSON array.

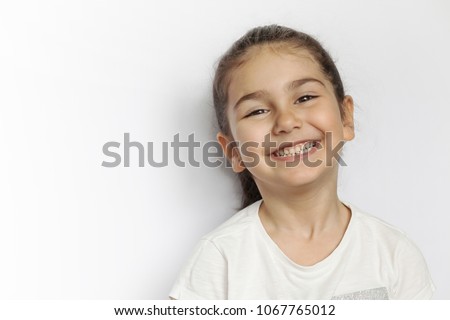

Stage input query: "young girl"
[{"left": 170, "top": 25, "right": 435, "bottom": 299}]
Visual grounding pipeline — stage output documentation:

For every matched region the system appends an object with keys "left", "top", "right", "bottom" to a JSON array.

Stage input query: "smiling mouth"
[{"left": 271, "top": 140, "right": 320, "bottom": 158}]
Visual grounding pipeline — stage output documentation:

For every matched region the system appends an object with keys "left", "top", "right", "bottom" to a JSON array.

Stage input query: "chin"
[{"left": 277, "top": 169, "right": 323, "bottom": 188}]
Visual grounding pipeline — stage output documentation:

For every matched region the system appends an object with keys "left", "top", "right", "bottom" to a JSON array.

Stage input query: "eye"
[
  {"left": 245, "top": 109, "right": 268, "bottom": 118},
  {"left": 295, "top": 95, "right": 317, "bottom": 104}
]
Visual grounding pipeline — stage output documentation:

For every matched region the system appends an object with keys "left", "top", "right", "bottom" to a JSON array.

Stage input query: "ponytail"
[{"left": 237, "top": 170, "right": 262, "bottom": 210}]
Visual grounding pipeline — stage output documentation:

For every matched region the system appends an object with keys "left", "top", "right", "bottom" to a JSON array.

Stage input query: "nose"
[{"left": 272, "top": 108, "right": 303, "bottom": 135}]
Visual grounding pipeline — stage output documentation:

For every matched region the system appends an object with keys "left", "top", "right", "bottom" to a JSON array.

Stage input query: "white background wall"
[{"left": 0, "top": 0, "right": 449, "bottom": 299}]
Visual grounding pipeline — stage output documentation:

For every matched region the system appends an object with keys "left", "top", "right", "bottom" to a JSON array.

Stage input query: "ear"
[
  {"left": 216, "top": 131, "right": 246, "bottom": 173},
  {"left": 342, "top": 95, "right": 355, "bottom": 142}
]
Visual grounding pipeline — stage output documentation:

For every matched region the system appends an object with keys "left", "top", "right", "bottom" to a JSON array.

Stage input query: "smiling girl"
[{"left": 169, "top": 25, "right": 435, "bottom": 299}]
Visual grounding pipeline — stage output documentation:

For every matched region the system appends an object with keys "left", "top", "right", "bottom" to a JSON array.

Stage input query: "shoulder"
[
  {"left": 169, "top": 200, "right": 262, "bottom": 300},
  {"left": 200, "top": 200, "right": 262, "bottom": 244},
  {"left": 348, "top": 203, "right": 428, "bottom": 264},
  {"left": 346, "top": 202, "right": 435, "bottom": 299},
  {"left": 348, "top": 203, "right": 410, "bottom": 245},
  {"left": 179, "top": 200, "right": 261, "bottom": 265}
]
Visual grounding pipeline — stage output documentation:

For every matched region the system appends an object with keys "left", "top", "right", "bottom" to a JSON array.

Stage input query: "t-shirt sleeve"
[
  {"left": 391, "top": 237, "right": 435, "bottom": 299},
  {"left": 169, "top": 239, "right": 228, "bottom": 300}
]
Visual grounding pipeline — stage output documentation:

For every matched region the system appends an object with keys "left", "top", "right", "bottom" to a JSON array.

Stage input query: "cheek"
[
  {"left": 232, "top": 124, "right": 269, "bottom": 163},
  {"left": 308, "top": 105, "right": 344, "bottom": 133},
  {"left": 233, "top": 122, "right": 269, "bottom": 144}
]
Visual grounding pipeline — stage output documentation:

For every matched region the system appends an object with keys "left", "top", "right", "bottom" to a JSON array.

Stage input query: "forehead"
[{"left": 227, "top": 46, "right": 328, "bottom": 101}]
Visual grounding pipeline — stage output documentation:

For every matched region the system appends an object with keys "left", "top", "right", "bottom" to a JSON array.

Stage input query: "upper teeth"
[{"left": 276, "top": 141, "right": 316, "bottom": 157}]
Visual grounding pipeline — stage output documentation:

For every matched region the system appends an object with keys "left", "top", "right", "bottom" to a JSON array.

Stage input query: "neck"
[{"left": 256, "top": 169, "right": 350, "bottom": 240}]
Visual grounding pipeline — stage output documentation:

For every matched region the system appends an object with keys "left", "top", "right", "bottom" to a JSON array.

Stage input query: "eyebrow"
[{"left": 233, "top": 78, "right": 325, "bottom": 110}]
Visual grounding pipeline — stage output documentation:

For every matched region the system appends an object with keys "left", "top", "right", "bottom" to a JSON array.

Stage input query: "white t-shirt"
[{"left": 170, "top": 200, "right": 435, "bottom": 299}]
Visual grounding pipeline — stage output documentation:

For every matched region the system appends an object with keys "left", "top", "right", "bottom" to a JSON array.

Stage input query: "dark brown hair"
[{"left": 212, "top": 25, "right": 346, "bottom": 209}]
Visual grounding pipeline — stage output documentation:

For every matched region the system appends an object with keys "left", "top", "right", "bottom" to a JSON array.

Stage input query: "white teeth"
[{"left": 275, "top": 141, "right": 316, "bottom": 157}]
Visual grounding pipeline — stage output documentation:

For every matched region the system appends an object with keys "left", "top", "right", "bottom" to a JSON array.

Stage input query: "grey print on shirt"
[{"left": 332, "top": 287, "right": 389, "bottom": 300}]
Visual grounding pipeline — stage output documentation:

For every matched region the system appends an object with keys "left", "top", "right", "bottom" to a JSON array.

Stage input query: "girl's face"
[{"left": 217, "top": 46, "right": 354, "bottom": 191}]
